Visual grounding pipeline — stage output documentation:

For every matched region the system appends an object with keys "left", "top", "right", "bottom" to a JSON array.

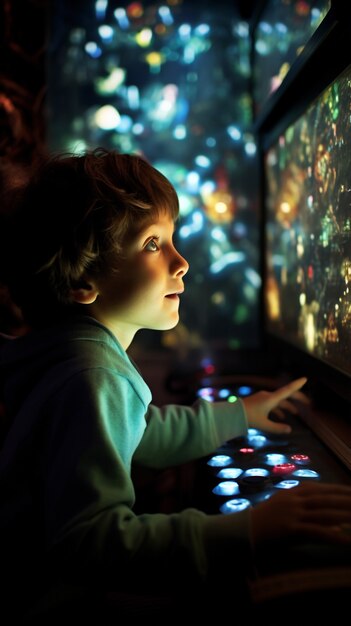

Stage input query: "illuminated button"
[
  {"left": 291, "top": 454, "right": 310, "bottom": 465},
  {"left": 237, "top": 385, "right": 253, "bottom": 396},
  {"left": 243, "top": 468, "right": 269, "bottom": 477},
  {"left": 293, "top": 469, "right": 319, "bottom": 479},
  {"left": 248, "top": 428, "right": 261, "bottom": 436},
  {"left": 272, "top": 463, "right": 296, "bottom": 475},
  {"left": 197, "top": 387, "right": 214, "bottom": 396},
  {"left": 218, "top": 388, "right": 230, "bottom": 399},
  {"left": 220, "top": 498, "right": 251, "bottom": 514},
  {"left": 247, "top": 434, "right": 268, "bottom": 448},
  {"left": 227, "top": 395, "right": 238, "bottom": 404},
  {"left": 217, "top": 467, "right": 243, "bottom": 479},
  {"left": 265, "top": 453, "right": 287, "bottom": 466},
  {"left": 275, "top": 479, "right": 300, "bottom": 489},
  {"left": 207, "top": 455, "right": 233, "bottom": 467},
  {"left": 197, "top": 387, "right": 215, "bottom": 402},
  {"left": 239, "top": 447, "right": 255, "bottom": 454},
  {"left": 212, "top": 481, "right": 239, "bottom": 496}
]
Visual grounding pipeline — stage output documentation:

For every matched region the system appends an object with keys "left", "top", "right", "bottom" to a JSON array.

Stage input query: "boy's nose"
[{"left": 173, "top": 249, "right": 189, "bottom": 276}]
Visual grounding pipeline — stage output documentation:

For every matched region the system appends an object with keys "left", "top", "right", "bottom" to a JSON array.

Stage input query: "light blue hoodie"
[{"left": 0, "top": 315, "right": 252, "bottom": 618}]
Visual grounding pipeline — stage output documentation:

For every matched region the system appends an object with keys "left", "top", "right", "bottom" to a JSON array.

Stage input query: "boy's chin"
[
  {"left": 162, "top": 319, "right": 180, "bottom": 331},
  {"left": 153, "top": 317, "right": 180, "bottom": 332}
]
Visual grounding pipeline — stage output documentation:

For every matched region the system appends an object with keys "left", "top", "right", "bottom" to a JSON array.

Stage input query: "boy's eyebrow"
[{"left": 135, "top": 218, "right": 176, "bottom": 238}]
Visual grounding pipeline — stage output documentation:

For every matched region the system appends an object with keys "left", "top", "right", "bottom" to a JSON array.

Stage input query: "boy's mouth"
[{"left": 165, "top": 290, "right": 183, "bottom": 299}]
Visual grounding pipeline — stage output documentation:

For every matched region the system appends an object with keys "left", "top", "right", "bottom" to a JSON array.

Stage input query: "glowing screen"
[{"left": 264, "top": 61, "right": 351, "bottom": 377}]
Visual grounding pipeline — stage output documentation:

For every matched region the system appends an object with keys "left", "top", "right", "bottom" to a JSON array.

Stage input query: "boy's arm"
[
  {"left": 43, "top": 369, "right": 252, "bottom": 590},
  {"left": 133, "top": 398, "right": 248, "bottom": 468}
]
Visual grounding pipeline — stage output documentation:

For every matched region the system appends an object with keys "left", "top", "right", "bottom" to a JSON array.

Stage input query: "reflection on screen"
[
  {"left": 265, "top": 62, "right": 351, "bottom": 377},
  {"left": 253, "top": 0, "right": 330, "bottom": 117}
]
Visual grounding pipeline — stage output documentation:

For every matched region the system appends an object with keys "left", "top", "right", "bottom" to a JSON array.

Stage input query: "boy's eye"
[{"left": 145, "top": 238, "right": 159, "bottom": 252}]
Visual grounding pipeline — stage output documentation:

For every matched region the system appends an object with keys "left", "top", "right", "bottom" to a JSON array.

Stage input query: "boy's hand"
[
  {"left": 242, "top": 377, "right": 309, "bottom": 435},
  {"left": 251, "top": 482, "right": 351, "bottom": 546}
]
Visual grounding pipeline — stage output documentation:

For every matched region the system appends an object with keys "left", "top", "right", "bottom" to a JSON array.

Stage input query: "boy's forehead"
[{"left": 133, "top": 212, "right": 175, "bottom": 235}]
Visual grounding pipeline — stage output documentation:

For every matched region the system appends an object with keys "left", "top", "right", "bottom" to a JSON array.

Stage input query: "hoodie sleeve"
[
  {"left": 43, "top": 367, "right": 253, "bottom": 592},
  {"left": 133, "top": 398, "right": 248, "bottom": 468}
]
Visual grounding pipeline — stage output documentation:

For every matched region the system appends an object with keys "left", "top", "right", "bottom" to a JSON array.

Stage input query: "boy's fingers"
[
  {"left": 272, "top": 377, "right": 308, "bottom": 402},
  {"left": 291, "top": 390, "right": 311, "bottom": 404}
]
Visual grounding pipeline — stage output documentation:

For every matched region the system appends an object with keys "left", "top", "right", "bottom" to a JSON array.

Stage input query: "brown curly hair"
[{"left": 0, "top": 148, "right": 179, "bottom": 326}]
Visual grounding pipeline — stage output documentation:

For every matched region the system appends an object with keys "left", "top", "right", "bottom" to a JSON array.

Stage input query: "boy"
[{"left": 0, "top": 148, "right": 350, "bottom": 624}]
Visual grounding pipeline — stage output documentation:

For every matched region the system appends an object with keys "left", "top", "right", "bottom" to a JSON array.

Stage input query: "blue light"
[
  {"left": 218, "top": 388, "right": 230, "bottom": 398},
  {"left": 265, "top": 453, "right": 287, "bottom": 466},
  {"left": 227, "top": 125, "right": 241, "bottom": 141},
  {"left": 244, "top": 141, "right": 257, "bottom": 157},
  {"left": 247, "top": 434, "right": 267, "bottom": 448},
  {"left": 258, "top": 21, "right": 273, "bottom": 35},
  {"left": 116, "top": 115, "right": 133, "bottom": 133},
  {"left": 178, "top": 210, "right": 204, "bottom": 238},
  {"left": 195, "top": 155, "right": 211, "bottom": 168},
  {"left": 194, "top": 24, "right": 210, "bottom": 36},
  {"left": 200, "top": 180, "right": 216, "bottom": 196},
  {"left": 197, "top": 386, "right": 214, "bottom": 396},
  {"left": 85, "top": 42, "right": 102, "bottom": 58},
  {"left": 200, "top": 357, "right": 214, "bottom": 369},
  {"left": 237, "top": 385, "right": 253, "bottom": 396},
  {"left": 210, "top": 252, "right": 245, "bottom": 274},
  {"left": 197, "top": 386, "right": 215, "bottom": 402},
  {"left": 235, "top": 22, "right": 249, "bottom": 37},
  {"left": 243, "top": 468, "right": 269, "bottom": 477},
  {"left": 132, "top": 123, "right": 144, "bottom": 135},
  {"left": 127, "top": 86, "right": 140, "bottom": 110},
  {"left": 95, "top": 0, "right": 107, "bottom": 20},
  {"left": 186, "top": 171, "right": 200, "bottom": 193},
  {"left": 293, "top": 469, "right": 319, "bottom": 479},
  {"left": 179, "top": 24, "right": 191, "bottom": 38},
  {"left": 206, "top": 137, "right": 216, "bottom": 147},
  {"left": 114, "top": 8, "right": 129, "bottom": 29},
  {"left": 207, "top": 455, "right": 233, "bottom": 467},
  {"left": 178, "top": 225, "right": 191, "bottom": 238},
  {"left": 255, "top": 39, "right": 269, "bottom": 56},
  {"left": 173, "top": 125, "right": 187, "bottom": 139},
  {"left": 247, "top": 428, "right": 260, "bottom": 436},
  {"left": 245, "top": 267, "right": 262, "bottom": 287},
  {"left": 98, "top": 25, "right": 114, "bottom": 42},
  {"left": 159, "top": 6, "right": 173, "bottom": 26},
  {"left": 275, "top": 22, "right": 288, "bottom": 34},
  {"left": 220, "top": 498, "right": 251, "bottom": 514},
  {"left": 275, "top": 480, "right": 300, "bottom": 489},
  {"left": 211, "top": 227, "right": 226, "bottom": 242},
  {"left": 212, "top": 481, "right": 239, "bottom": 496},
  {"left": 217, "top": 468, "right": 243, "bottom": 479}
]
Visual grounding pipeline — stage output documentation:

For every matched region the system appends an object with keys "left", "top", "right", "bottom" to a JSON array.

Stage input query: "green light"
[{"left": 227, "top": 395, "right": 238, "bottom": 403}]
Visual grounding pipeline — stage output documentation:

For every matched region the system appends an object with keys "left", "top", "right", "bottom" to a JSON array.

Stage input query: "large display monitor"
[
  {"left": 256, "top": 3, "right": 351, "bottom": 467},
  {"left": 263, "top": 59, "right": 351, "bottom": 401}
]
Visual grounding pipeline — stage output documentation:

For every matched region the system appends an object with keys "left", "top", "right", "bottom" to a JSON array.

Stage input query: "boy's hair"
[{"left": 0, "top": 147, "right": 179, "bottom": 326}]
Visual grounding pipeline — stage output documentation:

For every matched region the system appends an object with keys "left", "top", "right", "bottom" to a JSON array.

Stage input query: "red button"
[
  {"left": 291, "top": 454, "right": 310, "bottom": 465},
  {"left": 239, "top": 447, "right": 255, "bottom": 454},
  {"left": 272, "top": 463, "right": 296, "bottom": 475}
]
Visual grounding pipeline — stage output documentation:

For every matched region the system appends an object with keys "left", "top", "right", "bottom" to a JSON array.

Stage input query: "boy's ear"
[{"left": 70, "top": 279, "right": 99, "bottom": 304}]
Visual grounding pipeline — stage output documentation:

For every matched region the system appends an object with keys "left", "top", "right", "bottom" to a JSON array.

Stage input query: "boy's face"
[{"left": 89, "top": 212, "right": 189, "bottom": 348}]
